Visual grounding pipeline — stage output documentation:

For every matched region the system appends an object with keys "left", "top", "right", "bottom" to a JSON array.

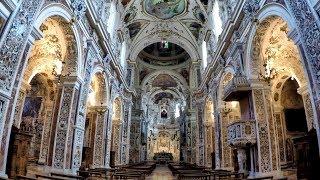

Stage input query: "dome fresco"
[
  {"left": 144, "top": 0, "right": 187, "bottom": 19},
  {"left": 138, "top": 42, "right": 190, "bottom": 66}
]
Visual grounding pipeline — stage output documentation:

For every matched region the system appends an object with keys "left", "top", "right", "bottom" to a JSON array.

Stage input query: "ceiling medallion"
[{"left": 144, "top": 0, "right": 187, "bottom": 20}]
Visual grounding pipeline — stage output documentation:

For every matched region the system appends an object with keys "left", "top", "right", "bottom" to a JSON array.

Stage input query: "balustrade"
[{"left": 227, "top": 119, "right": 256, "bottom": 147}]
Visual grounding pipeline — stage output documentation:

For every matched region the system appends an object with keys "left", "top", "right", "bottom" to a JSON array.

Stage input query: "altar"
[{"left": 153, "top": 152, "right": 173, "bottom": 164}]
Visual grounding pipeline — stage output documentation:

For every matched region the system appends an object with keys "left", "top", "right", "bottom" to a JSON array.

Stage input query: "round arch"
[
  {"left": 90, "top": 65, "right": 110, "bottom": 105},
  {"left": 244, "top": 3, "right": 297, "bottom": 78},
  {"left": 35, "top": 3, "right": 83, "bottom": 77},
  {"left": 129, "top": 34, "right": 201, "bottom": 61},
  {"left": 141, "top": 70, "right": 189, "bottom": 90}
]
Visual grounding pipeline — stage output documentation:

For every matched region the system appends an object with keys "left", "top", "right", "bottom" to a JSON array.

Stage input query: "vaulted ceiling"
[{"left": 122, "top": 0, "right": 210, "bottom": 60}]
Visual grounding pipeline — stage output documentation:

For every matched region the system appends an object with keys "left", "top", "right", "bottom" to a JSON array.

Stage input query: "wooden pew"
[
  {"left": 249, "top": 176, "right": 273, "bottom": 180},
  {"left": 177, "top": 173, "right": 211, "bottom": 180},
  {"left": 35, "top": 174, "right": 69, "bottom": 180},
  {"left": 113, "top": 170, "right": 145, "bottom": 180},
  {"left": 15, "top": 175, "right": 37, "bottom": 180},
  {"left": 205, "top": 170, "right": 244, "bottom": 180},
  {"left": 50, "top": 172, "right": 84, "bottom": 180}
]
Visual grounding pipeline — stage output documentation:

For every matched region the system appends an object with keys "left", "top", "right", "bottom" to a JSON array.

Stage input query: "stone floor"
[{"left": 146, "top": 165, "right": 176, "bottom": 180}]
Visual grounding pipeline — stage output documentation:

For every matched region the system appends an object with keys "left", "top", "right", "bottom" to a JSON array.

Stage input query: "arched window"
[
  {"left": 212, "top": 1, "right": 223, "bottom": 40},
  {"left": 202, "top": 40, "right": 208, "bottom": 69},
  {"left": 120, "top": 41, "right": 127, "bottom": 68},
  {"left": 107, "top": 2, "right": 117, "bottom": 35},
  {"left": 175, "top": 103, "right": 180, "bottom": 118}
]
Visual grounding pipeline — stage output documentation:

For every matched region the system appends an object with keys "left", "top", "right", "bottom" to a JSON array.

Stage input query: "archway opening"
[
  {"left": 250, "top": 15, "right": 320, "bottom": 179},
  {"left": 5, "top": 15, "right": 76, "bottom": 178},
  {"left": 281, "top": 79, "right": 307, "bottom": 134},
  {"left": 82, "top": 72, "right": 108, "bottom": 168}
]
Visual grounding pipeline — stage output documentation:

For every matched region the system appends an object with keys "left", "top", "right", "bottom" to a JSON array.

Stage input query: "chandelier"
[
  {"left": 259, "top": 62, "right": 278, "bottom": 84},
  {"left": 222, "top": 102, "right": 232, "bottom": 115},
  {"left": 95, "top": 102, "right": 107, "bottom": 115},
  {"left": 51, "top": 62, "right": 71, "bottom": 84}
]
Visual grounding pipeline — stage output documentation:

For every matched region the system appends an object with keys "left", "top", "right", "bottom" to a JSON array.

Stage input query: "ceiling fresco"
[
  {"left": 152, "top": 74, "right": 178, "bottom": 88},
  {"left": 138, "top": 42, "right": 190, "bottom": 66},
  {"left": 154, "top": 92, "right": 174, "bottom": 104},
  {"left": 144, "top": 0, "right": 187, "bottom": 20}
]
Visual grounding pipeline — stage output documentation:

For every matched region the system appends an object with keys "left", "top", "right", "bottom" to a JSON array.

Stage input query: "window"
[
  {"left": 213, "top": 1, "right": 223, "bottom": 39},
  {"left": 107, "top": 2, "right": 116, "bottom": 35},
  {"left": 120, "top": 41, "right": 126, "bottom": 68},
  {"left": 202, "top": 40, "right": 208, "bottom": 68},
  {"left": 175, "top": 103, "right": 180, "bottom": 118}
]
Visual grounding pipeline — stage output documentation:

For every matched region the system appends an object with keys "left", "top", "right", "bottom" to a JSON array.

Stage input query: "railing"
[{"left": 227, "top": 119, "right": 256, "bottom": 147}]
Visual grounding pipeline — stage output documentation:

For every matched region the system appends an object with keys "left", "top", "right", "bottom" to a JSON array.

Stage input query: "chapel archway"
[
  {"left": 251, "top": 15, "right": 320, "bottom": 179},
  {"left": 5, "top": 15, "right": 78, "bottom": 178},
  {"left": 82, "top": 72, "right": 108, "bottom": 168}
]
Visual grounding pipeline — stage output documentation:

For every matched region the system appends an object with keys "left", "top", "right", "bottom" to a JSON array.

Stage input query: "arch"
[
  {"left": 245, "top": 4, "right": 297, "bottom": 79},
  {"left": 245, "top": 5, "right": 320, "bottom": 169},
  {"left": 150, "top": 89, "right": 180, "bottom": 100},
  {"left": 129, "top": 34, "right": 201, "bottom": 61},
  {"left": 141, "top": 70, "right": 189, "bottom": 90},
  {"left": 35, "top": 3, "right": 82, "bottom": 77},
  {"left": 90, "top": 66, "right": 110, "bottom": 105}
]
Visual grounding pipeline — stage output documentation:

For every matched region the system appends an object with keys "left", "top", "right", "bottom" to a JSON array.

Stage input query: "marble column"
[
  {"left": 38, "top": 98, "right": 56, "bottom": 164},
  {"left": 218, "top": 107, "right": 233, "bottom": 170},
  {"left": 250, "top": 88, "right": 282, "bottom": 178},
  {"left": 70, "top": 42, "right": 95, "bottom": 170},
  {"left": 52, "top": 78, "right": 81, "bottom": 171},
  {"left": 104, "top": 106, "right": 113, "bottom": 168},
  {"left": 92, "top": 107, "right": 109, "bottom": 168},
  {"left": 122, "top": 99, "right": 133, "bottom": 164},
  {"left": 129, "top": 109, "right": 142, "bottom": 163},
  {"left": 204, "top": 122, "right": 213, "bottom": 168},
  {"left": 273, "top": 107, "right": 287, "bottom": 165},
  {"left": 196, "top": 106, "right": 205, "bottom": 166},
  {"left": 186, "top": 110, "right": 197, "bottom": 164}
]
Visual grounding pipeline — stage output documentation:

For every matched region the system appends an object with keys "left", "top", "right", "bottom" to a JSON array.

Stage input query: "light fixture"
[
  {"left": 51, "top": 61, "right": 71, "bottom": 84},
  {"left": 259, "top": 62, "right": 278, "bottom": 84},
  {"left": 222, "top": 102, "right": 232, "bottom": 115},
  {"left": 95, "top": 102, "right": 107, "bottom": 115}
]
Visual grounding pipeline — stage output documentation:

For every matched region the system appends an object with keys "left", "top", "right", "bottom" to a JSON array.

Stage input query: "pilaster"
[
  {"left": 250, "top": 88, "right": 283, "bottom": 178},
  {"left": 52, "top": 78, "right": 81, "bottom": 172},
  {"left": 92, "top": 107, "right": 109, "bottom": 168}
]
